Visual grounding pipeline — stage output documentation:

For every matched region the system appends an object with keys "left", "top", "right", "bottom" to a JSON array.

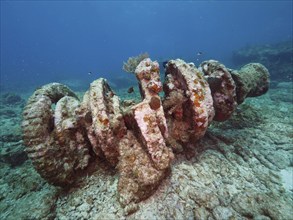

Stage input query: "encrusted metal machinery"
[{"left": 22, "top": 58, "right": 269, "bottom": 214}]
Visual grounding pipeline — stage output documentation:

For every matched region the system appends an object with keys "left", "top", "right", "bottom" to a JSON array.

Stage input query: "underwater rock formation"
[
  {"left": 0, "top": 92, "right": 24, "bottom": 106},
  {"left": 232, "top": 40, "right": 292, "bottom": 81},
  {"left": 22, "top": 58, "right": 270, "bottom": 213}
]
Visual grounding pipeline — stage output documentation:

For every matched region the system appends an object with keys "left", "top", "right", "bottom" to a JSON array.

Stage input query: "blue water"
[{"left": 1, "top": 1, "right": 292, "bottom": 92}]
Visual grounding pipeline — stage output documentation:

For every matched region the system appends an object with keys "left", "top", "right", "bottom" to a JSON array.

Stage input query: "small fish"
[
  {"left": 127, "top": 86, "right": 134, "bottom": 93},
  {"left": 162, "top": 61, "right": 169, "bottom": 68},
  {"left": 197, "top": 51, "right": 203, "bottom": 56},
  {"left": 88, "top": 71, "right": 92, "bottom": 75}
]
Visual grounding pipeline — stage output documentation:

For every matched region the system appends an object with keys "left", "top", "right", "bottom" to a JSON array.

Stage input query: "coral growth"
[
  {"left": 86, "top": 78, "right": 126, "bottom": 166},
  {"left": 230, "top": 63, "right": 270, "bottom": 104},
  {"left": 22, "top": 83, "right": 91, "bottom": 186},
  {"left": 163, "top": 59, "right": 215, "bottom": 152},
  {"left": 199, "top": 60, "right": 237, "bottom": 121},
  {"left": 22, "top": 58, "right": 270, "bottom": 214},
  {"left": 122, "top": 53, "right": 149, "bottom": 73},
  {"left": 117, "top": 131, "right": 168, "bottom": 215}
]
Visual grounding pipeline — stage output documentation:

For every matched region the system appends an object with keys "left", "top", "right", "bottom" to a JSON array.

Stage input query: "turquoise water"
[{"left": 1, "top": 1, "right": 292, "bottom": 92}]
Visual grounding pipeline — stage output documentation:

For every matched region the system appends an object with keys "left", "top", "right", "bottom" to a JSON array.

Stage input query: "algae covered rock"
[
  {"left": 0, "top": 141, "right": 27, "bottom": 167},
  {"left": 0, "top": 162, "right": 58, "bottom": 220},
  {"left": 199, "top": 60, "right": 237, "bottom": 121},
  {"left": 163, "top": 59, "right": 215, "bottom": 155},
  {"left": 0, "top": 92, "right": 24, "bottom": 106},
  {"left": 230, "top": 63, "right": 270, "bottom": 104}
]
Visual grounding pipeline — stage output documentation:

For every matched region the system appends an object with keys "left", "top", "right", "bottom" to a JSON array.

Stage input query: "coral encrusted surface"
[{"left": 1, "top": 59, "right": 292, "bottom": 219}]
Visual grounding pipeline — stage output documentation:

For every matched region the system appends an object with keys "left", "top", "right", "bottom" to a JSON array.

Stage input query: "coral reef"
[
  {"left": 21, "top": 58, "right": 270, "bottom": 214},
  {"left": 232, "top": 40, "right": 293, "bottom": 81}
]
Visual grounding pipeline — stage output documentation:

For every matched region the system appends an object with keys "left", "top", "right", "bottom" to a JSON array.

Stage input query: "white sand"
[{"left": 280, "top": 167, "right": 293, "bottom": 192}]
